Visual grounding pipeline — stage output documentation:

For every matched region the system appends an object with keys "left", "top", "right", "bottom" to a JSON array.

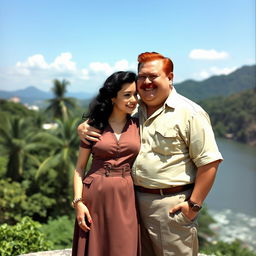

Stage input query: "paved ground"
[{"left": 20, "top": 249, "right": 209, "bottom": 256}]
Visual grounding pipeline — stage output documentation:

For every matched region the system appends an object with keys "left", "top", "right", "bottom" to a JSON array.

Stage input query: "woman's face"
[{"left": 112, "top": 82, "right": 138, "bottom": 115}]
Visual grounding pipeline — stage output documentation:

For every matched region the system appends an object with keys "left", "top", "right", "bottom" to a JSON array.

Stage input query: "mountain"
[
  {"left": 0, "top": 65, "right": 255, "bottom": 104},
  {"left": 175, "top": 65, "right": 256, "bottom": 102},
  {"left": 0, "top": 86, "right": 94, "bottom": 105}
]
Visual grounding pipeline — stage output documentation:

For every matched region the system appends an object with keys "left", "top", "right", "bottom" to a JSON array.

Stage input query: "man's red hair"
[{"left": 137, "top": 52, "right": 174, "bottom": 75}]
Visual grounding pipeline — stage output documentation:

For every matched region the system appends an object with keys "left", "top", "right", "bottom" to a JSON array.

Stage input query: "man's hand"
[
  {"left": 169, "top": 201, "right": 198, "bottom": 221},
  {"left": 77, "top": 119, "right": 102, "bottom": 144}
]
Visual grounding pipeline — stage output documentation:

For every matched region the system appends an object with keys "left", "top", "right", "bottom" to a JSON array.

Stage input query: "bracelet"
[{"left": 72, "top": 197, "right": 83, "bottom": 208}]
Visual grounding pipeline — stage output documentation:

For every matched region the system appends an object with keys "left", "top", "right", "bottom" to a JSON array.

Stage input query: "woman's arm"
[{"left": 73, "top": 147, "right": 92, "bottom": 231}]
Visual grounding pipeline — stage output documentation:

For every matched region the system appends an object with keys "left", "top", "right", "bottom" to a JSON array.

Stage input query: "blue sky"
[{"left": 0, "top": 0, "right": 255, "bottom": 93}]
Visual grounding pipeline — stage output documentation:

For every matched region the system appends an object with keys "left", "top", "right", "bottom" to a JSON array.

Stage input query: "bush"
[
  {"left": 201, "top": 240, "right": 256, "bottom": 256},
  {"left": 40, "top": 215, "right": 75, "bottom": 249},
  {"left": 0, "top": 217, "right": 52, "bottom": 256}
]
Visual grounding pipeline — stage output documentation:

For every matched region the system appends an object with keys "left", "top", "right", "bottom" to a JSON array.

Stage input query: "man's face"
[{"left": 137, "top": 60, "right": 173, "bottom": 111}]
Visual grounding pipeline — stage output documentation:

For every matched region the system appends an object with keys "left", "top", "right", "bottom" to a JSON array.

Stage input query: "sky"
[{"left": 0, "top": 0, "right": 255, "bottom": 94}]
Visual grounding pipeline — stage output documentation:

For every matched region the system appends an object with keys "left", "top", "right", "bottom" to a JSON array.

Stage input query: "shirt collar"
[{"left": 165, "top": 86, "right": 178, "bottom": 109}]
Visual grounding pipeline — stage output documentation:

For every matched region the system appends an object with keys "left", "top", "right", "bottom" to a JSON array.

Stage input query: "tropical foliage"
[
  {"left": 201, "top": 240, "right": 256, "bottom": 256},
  {"left": 200, "top": 89, "right": 256, "bottom": 146},
  {"left": 0, "top": 115, "right": 43, "bottom": 181},
  {"left": 0, "top": 217, "right": 52, "bottom": 256},
  {"left": 46, "top": 79, "right": 76, "bottom": 121}
]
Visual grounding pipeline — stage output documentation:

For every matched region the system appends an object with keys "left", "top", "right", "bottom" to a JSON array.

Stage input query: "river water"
[{"left": 205, "top": 138, "right": 256, "bottom": 251}]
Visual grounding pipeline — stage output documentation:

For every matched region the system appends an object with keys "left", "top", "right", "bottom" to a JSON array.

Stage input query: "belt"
[
  {"left": 88, "top": 163, "right": 131, "bottom": 177},
  {"left": 134, "top": 183, "right": 194, "bottom": 195}
]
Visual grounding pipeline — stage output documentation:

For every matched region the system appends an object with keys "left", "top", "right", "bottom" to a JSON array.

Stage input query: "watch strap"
[{"left": 187, "top": 199, "right": 202, "bottom": 212}]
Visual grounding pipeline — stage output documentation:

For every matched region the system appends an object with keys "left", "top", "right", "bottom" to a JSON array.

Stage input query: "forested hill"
[
  {"left": 199, "top": 89, "right": 256, "bottom": 146},
  {"left": 175, "top": 65, "right": 256, "bottom": 102}
]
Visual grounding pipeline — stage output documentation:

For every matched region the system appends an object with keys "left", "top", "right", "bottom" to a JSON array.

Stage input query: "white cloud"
[
  {"left": 194, "top": 66, "right": 237, "bottom": 80},
  {"left": 198, "top": 70, "right": 210, "bottom": 79},
  {"left": 89, "top": 62, "right": 113, "bottom": 75},
  {"left": 189, "top": 49, "right": 229, "bottom": 60},
  {"left": 209, "top": 66, "right": 237, "bottom": 75},
  {"left": 88, "top": 59, "right": 134, "bottom": 76},
  {"left": 16, "top": 54, "right": 48, "bottom": 69},
  {"left": 114, "top": 59, "right": 129, "bottom": 70},
  {"left": 50, "top": 52, "right": 76, "bottom": 71},
  {"left": 80, "top": 68, "right": 89, "bottom": 80},
  {"left": 0, "top": 53, "right": 136, "bottom": 93}
]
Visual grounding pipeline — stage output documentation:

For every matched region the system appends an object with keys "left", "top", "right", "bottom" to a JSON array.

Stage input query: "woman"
[{"left": 72, "top": 71, "right": 140, "bottom": 256}]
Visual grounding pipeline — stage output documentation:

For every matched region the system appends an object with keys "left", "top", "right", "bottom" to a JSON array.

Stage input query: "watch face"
[
  {"left": 192, "top": 205, "right": 201, "bottom": 212},
  {"left": 188, "top": 200, "right": 202, "bottom": 212}
]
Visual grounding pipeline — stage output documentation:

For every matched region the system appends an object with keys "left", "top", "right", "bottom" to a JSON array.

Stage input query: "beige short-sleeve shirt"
[{"left": 132, "top": 87, "right": 223, "bottom": 188}]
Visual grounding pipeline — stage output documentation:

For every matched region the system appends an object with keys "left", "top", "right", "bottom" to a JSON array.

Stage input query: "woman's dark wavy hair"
[{"left": 83, "top": 71, "right": 137, "bottom": 130}]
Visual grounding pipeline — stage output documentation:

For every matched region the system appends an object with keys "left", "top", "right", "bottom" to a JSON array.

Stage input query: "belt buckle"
[{"left": 159, "top": 189, "right": 164, "bottom": 196}]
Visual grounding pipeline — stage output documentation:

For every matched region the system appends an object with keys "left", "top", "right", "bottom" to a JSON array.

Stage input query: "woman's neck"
[
  {"left": 108, "top": 111, "right": 128, "bottom": 139},
  {"left": 108, "top": 110, "right": 127, "bottom": 124}
]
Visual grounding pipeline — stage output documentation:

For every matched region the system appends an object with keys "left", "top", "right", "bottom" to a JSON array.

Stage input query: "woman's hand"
[
  {"left": 77, "top": 119, "right": 102, "bottom": 144},
  {"left": 75, "top": 202, "right": 92, "bottom": 232}
]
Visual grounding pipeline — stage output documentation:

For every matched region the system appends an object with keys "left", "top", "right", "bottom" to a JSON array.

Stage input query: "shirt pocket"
[{"left": 151, "top": 127, "right": 184, "bottom": 156}]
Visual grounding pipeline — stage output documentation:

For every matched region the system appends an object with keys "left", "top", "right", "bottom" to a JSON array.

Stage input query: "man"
[{"left": 78, "top": 52, "right": 223, "bottom": 256}]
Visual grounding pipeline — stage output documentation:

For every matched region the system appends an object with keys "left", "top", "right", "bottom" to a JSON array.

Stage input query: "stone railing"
[
  {"left": 20, "top": 249, "right": 209, "bottom": 256},
  {"left": 19, "top": 249, "right": 72, "bottom": 256}
]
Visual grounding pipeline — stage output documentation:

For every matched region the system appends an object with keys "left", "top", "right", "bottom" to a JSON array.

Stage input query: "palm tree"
[
  {"left": 36, "top": 118, "right": 81, "bottom": 214},
  {"left": 0, "top": 115, "right": 43, "bottom": 181},
  {"left": 46, "top": 79, "right": 76, "bottom": 121}
]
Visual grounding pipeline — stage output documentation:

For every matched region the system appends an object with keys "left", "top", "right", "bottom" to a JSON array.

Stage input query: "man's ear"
[{"left": 168, "top": 72, "right": 174, "bottom": 81}]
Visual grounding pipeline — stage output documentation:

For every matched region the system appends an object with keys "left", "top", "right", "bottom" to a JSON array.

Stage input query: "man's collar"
[{"left": 165, "top": 86, "right": 178, "bottom": 109}]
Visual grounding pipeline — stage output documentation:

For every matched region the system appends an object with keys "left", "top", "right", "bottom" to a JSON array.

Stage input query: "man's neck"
[{"left": 146, "top": 104, "right": 164, "bottom": 118}]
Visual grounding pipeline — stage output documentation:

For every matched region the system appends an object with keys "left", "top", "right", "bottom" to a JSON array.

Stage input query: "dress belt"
[
  {"left": 134, "top": 183, "right": 194, "bottom": 195},
  {"left": 88, "top": 163, "right": 131, "bottom": 177}
]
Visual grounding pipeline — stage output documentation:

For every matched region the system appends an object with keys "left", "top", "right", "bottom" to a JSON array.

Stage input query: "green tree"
[
  {"left": 46, "top": 79, "right": 76, "bottom": 121},
  {"left": 36, "top": 118, "right": 80, "bottom": 215},
  {"left": 200, "top": 89, "right": 256, "bottom": 145},
  {"left": 0, "top": 116, "right": 42, "bottom": 181},
  {"left": 0, "top": 179, "right": 55, "bottom": 225}
]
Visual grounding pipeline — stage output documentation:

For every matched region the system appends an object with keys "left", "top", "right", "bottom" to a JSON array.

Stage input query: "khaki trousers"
[{"left": 136, "top": 188, "right": 198, "bottom": 256}]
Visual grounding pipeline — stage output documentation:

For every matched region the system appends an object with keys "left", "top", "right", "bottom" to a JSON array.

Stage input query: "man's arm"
[
  {"left": 189, "top": 160, "right": 220, "bottom": 205},
  {"left": 77, "top": 119, "right": 102, "bottom": 144},
  {"left": 170, "top": 160, "right": 220, "bottom": 220}
]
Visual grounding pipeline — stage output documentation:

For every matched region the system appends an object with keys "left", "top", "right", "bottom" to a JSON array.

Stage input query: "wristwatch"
[{"left": 187, "top": 199, "right": 202, "bottom": 212}]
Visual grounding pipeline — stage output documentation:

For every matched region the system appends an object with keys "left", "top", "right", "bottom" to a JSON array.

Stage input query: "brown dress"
[{"left": 72, "top": 117, "right": 141, "bottom": 256}]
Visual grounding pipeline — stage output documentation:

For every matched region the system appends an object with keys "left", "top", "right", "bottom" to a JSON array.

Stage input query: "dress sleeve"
[{"left": 80, "top": 140, "right": 93, "bottom": 149}]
